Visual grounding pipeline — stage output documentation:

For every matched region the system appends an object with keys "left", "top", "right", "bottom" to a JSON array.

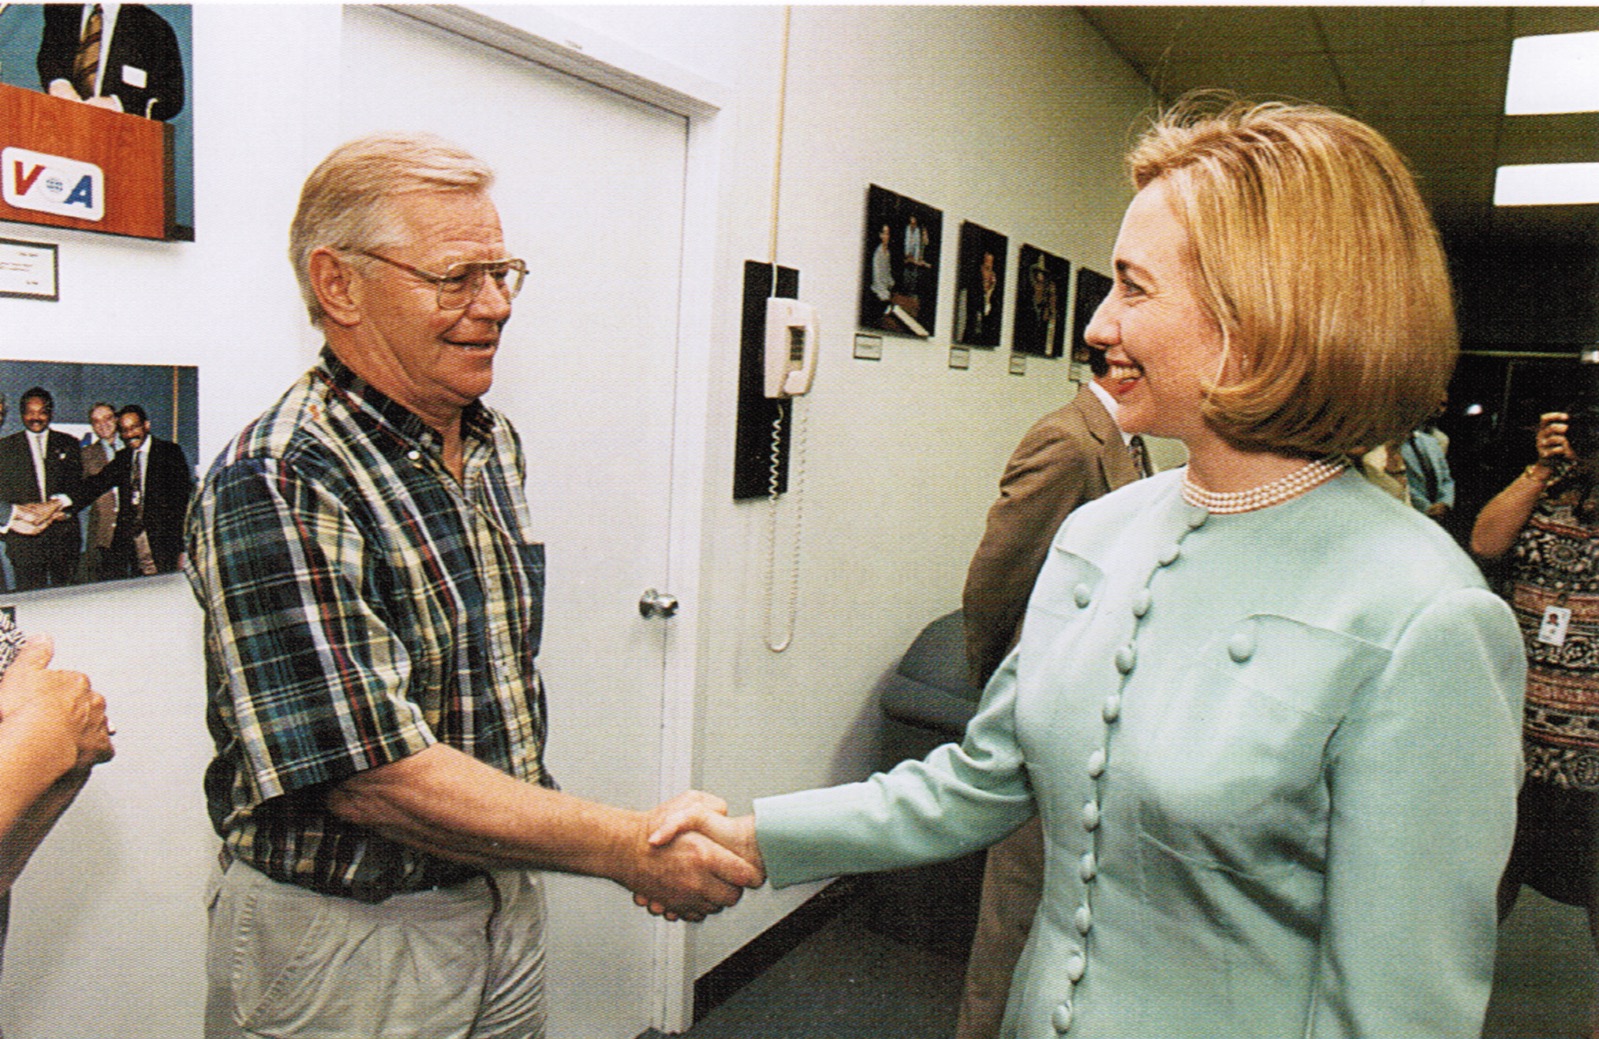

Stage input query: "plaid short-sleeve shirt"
[{"left": 186, "top": 349, "right": 549, "bottom": 902}]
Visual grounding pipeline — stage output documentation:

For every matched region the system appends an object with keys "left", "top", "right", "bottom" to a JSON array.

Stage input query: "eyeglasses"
[{"left": 358, "top": 251, "right": 527, "bottom": 310}]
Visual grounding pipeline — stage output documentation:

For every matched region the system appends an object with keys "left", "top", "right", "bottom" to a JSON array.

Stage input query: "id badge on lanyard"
[{"left": 1540, "top": 598, "right": 1573, "bottom": 647}]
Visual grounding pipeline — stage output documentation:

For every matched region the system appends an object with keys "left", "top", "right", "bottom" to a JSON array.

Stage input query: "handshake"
[
  {"left": 628, "top": 791, "right": 764, "bottom": 922},
  {"left": 9, "top": 501, "right": 65, "bottom": 536}
]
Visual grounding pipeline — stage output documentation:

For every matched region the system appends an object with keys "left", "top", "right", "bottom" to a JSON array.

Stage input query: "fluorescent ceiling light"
[
  {"left": 1506, "top": 31, "right": 1599, "bottom": 114},
  {"left": 1495, "top": 163, "right": 1599, "bottom": 206}
]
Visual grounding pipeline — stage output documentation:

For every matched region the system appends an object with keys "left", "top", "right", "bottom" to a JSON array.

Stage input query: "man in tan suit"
[
  {"left": 957, "top": 348, "right": 1144, "bottom": 1039},
  {"left": 77, "top": 402, "right": 119, "bottom": 584}
]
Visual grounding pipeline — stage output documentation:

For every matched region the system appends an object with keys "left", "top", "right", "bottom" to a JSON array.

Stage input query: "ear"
[{"left": 308, "top": 247, "right": 363, "bottom": 328}]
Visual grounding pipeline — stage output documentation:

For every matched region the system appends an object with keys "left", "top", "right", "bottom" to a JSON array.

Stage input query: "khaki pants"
[{"left": 205, "top": 860, "right": 546, "bottom": 1039}]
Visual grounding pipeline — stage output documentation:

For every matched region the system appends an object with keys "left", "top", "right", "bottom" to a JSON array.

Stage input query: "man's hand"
[
  {"left": 632, "top": 791, "right": 765, "bottom": 920},
  {"left": 10, "top": 501, "right": 62, "bottom": 536},
  {"left": 623, "top": 790, "right": 764, "bottom": 922},
  {"left": 0, "top": 637, "right": 114, "bottom": 776}
]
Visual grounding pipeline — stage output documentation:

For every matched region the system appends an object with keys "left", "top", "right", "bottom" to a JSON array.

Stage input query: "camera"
[
  {"left": 1567, "top": 402, "right": 1599, "bottom": 462},
  {"left": 1565, "top": 350, "right": 1599, "bottom": 461}
]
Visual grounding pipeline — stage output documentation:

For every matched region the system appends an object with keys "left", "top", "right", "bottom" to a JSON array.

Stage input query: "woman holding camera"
[{"left": 1473, "top": 409, "right": 1599, "bottom": 1035}]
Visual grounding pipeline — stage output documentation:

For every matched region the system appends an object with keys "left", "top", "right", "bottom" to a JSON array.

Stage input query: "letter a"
[{"left": 64, "top": 175, "right": 94, "bottom": 208}]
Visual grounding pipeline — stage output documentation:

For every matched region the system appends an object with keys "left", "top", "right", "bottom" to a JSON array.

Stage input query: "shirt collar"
[
  {"left": 317, "top": 345, "right": 496, "bottom": 449},
  {"left": 1086, "top": 378, "right": 1134, "bottom": 446}
]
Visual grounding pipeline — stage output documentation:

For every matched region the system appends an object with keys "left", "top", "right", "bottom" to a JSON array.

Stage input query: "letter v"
[{"left": 12, "top": 163, "right": 44, "bottom": 196}]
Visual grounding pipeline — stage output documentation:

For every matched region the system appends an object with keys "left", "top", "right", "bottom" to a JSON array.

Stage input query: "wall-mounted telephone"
[{"left": 764, "top": 298, "right": 818, "bottom": 398}]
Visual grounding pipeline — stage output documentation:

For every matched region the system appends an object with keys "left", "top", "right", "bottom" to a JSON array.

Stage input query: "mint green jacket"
[{"left": 757, "top": 470, "right": 1524, "bottom": 1038}]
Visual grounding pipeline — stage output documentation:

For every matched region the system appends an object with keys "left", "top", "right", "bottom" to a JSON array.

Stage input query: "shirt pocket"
[
  {"left": 1016, "top": 549, "right": 1109, "bottom": 690},
  {"left": 1026, "top": 546, "right": 1105, "bottom": 623},
  {"left": 1131, "top": 615, "right": 1390, "bottom": 879}
]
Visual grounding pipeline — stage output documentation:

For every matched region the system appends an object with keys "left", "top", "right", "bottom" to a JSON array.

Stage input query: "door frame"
[{"left": 382, "top": 6, "right": 728, "bottom": 1031}]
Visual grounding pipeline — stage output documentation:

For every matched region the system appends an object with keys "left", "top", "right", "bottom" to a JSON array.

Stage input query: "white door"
[{"left": 341, "top": 9, "right": 689, "bottom": 1037}]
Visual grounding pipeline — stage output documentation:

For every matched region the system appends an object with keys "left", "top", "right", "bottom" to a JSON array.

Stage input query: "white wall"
[{"left": 0, "top": 5, "right": 1148, "bottom": 1035}]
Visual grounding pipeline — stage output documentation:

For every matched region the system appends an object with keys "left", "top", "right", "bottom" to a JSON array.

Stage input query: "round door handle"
[{"left": 639, "top": 588, "right": 680, "bottom": 619}]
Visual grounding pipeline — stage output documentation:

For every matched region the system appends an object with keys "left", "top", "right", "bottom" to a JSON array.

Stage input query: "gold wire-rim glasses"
[{"left": 358, "top": 251, "right": 527, "bottom": 310}]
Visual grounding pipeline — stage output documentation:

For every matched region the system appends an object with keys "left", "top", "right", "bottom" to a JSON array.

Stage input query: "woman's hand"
[
  {"left": 1535, "top": 411, "right": 1573, "bottom": 469},
  {"left": 1470, "top": 412, "right": 1574, "bottom": 560},
  {"left": 0, "top": 637, "right": 114, "bottom": 777},
  {"left": 634, "top": 794, "right": 765, "bottom": 919}
]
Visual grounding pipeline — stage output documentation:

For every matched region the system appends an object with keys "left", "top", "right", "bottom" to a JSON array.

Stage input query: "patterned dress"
[{"left": 1512, "top": 489, "right": 1599, "bottom": 790}]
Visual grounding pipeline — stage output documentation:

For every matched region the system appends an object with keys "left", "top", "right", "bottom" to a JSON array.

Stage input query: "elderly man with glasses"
[{"left": 185, "top": 133, "right": 761, "bottom": 1039}]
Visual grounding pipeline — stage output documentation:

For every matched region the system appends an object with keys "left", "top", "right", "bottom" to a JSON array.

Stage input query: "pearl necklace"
[{"left": 1181, "top": 457, "right": 1347, "bottom": 514}]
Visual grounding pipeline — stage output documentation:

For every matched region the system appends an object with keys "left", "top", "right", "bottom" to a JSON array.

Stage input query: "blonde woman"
[{"left": 656, "top": 98, "right": 1524, "bottom": 1038}]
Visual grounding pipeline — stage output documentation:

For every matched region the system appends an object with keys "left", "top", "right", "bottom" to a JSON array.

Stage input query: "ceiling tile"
[
  {"left": 1511, "top": 8, "right": 1599, "bottom": 40},
  {"left": 1335, "top": 42, "right": 1511, "bottom": 117},
  {"left": 1155, "top": 52, "right": 1347, "bottom": 107},
  {"left": 1498, "top": 112, "right": 1599, "bottom": 166},
  {"left": 1381, "top": 114, "right": 1501, "bottom": 166},
  {"left": 1080, "top": 6, "right": 1321, "bottom": 65},
  {"left": 1316, "top": 7, "right": 1508, "bottom": 51}
]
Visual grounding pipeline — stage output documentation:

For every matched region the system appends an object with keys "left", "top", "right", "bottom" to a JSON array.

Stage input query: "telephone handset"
[{"left": 764, "top": 298, "right": 819, "bottom": 398}]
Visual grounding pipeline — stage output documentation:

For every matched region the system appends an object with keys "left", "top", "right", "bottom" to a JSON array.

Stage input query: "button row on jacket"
[{"left": 1056, "top": 505, "right": 1210, "bottom": 1036}]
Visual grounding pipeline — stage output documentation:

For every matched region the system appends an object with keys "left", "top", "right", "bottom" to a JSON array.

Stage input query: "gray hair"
[{"left": 289, "top": 132, "right": 495, "bottom": 325}]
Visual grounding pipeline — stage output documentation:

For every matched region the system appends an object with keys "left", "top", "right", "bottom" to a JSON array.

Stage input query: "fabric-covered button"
[
  {"left": 1052, "top": 1001, "right": 1074, "bottom": 1034},
  {"left": 1079, "top": 851, "right": 1097, "bottom": 882},
  {"left": 1075, "top": 904, "right": 1093, "bottom": 935},
  {"left": 1228, "top": 630, "right": 1256, "bottom": 663},
  {"left": 1086, "top": 748, "right": 1106, "bottom": 778},
  {"left": 1114, "top": 644, "right": 1137, "bottom": 674},
  {"left": 1081, "top": 800, "right": 1100, "bottom": 831},
  {"left": 1158, "top": 543, "right": 1181, "bottom": 566},
  {"left": 1073, "top": 583, "right": 1092, "bottom": 608},
  {"left": 1185, "top": 505, "right": 1209, "bottom": 529},
  {"left": 1131, "top": 588, "right": 1151, "bottom": 618},
  {"left": 1066, "top": 951, "right": 1087, "bottom": 981},
  {"left": 1101, "top": 695, "right": 1121, "bottom": 724}
]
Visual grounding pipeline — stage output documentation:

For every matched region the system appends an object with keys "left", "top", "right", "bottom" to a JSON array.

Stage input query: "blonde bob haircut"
[
  {"left": 289, "top": 132, "right": 496, "bottom": 326},
  {"left": 1127, "top": 95, "right": 1456, "bottom": 456}
]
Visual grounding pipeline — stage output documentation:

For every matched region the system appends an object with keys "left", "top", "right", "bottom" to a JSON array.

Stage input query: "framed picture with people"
[
  {"left": 0, "top": 358, "right": 198, "bottom": 594},
  {"left": 1012, "top": 244, "right": 1070, "bottom": 358},
  {"left": 858, "top": 184, "right": 942, "bottom": 338},
  {"left": 0, "top": 4, "right": 194, "bottom": 241},
  {"left": 953, "top": 221, "right": 1007, "bottom": 348}
]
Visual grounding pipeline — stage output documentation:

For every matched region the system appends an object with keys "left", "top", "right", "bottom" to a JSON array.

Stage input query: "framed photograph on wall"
[
  {"left": 0, "top": 359, "right": 198, "bottom": 594},
  {"left": 1072, "top": 267, "right": 1113, "bottom": 363},
  {"left": 0, "top": 4, "right": 194, "bottom": 241},
  {"left": 858, "top": 184, "right": 941, "bottom": 338},
  {"left": 952, "top": 221, "right": 1006, "bottom": 348},
  {"left": 1012, "top": 245, "right": 1070, "bottom": 358}
]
